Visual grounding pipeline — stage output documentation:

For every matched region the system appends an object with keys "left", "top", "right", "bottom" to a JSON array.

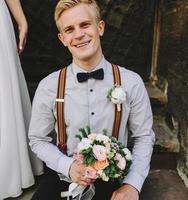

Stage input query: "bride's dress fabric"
[{"left": 0, "top": 0, "right": 43, "bottom": 199}]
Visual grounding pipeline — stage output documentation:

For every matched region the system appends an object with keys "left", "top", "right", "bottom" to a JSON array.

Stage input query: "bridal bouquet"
[
  {"left": 61, "top": 127, "right": 132, "bottom": 199},
  {"left": 74, "top": 127, "right": 132, "bottom": 182}
]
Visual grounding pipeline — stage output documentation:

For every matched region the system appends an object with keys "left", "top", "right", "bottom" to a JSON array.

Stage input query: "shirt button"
[
  {"left": 91, "top": 112, "right": 95, "bottom": 115},
  {"left": 90, "top": 89, "right": 93, "bottom": 92}
]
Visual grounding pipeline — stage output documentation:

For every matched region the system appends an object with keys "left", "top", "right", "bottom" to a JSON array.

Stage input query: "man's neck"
[{"left": 73, "top": 54, "right": 103, "bottom": 72}]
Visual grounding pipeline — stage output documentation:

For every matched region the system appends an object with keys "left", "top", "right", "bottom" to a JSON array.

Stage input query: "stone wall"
[
  {"left": 158, "top": 0, "right": 188, "bottom": 186},
  {"left": 19, "top": 0, "right": 155, "bottom": 98}
]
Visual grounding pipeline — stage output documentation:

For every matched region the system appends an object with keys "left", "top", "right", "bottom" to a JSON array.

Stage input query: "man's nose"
[{"left": 74, "top": 28, "right": 85, "bottom": 39}]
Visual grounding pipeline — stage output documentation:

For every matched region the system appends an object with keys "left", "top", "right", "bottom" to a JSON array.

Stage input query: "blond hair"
[{"left": 54, "top": 0, "right": 101, "bottom": 31}]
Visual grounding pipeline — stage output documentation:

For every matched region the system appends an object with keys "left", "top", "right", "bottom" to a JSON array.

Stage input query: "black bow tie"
[{"left": 77, "top": 68, "right": 104, "bottom": 83}]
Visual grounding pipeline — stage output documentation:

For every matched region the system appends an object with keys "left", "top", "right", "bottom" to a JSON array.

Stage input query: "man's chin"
[{"left": 74, "top": 54, "right": 93, "bottom": 63}]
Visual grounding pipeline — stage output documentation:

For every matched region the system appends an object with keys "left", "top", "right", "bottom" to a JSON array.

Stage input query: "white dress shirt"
[{"left": 29, "top": 57, "right": 155, "bottom": 192}]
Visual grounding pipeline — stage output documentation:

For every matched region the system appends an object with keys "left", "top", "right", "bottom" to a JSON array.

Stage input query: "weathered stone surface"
[
  {"left": 145, "top": 84, "right": 179, "bottom": 152},
  {"left": 153, "top": 116, "right": 179, "bottom": 152},
  {"left": 158, "top": 0, "right": 188, "bottom": 186}
]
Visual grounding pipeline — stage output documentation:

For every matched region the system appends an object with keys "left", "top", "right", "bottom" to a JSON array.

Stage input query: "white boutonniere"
[{"left": 107, "top": 85, "right": 126, "bottom": 111}]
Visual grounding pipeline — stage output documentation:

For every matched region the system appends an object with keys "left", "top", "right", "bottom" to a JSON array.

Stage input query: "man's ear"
[
  {"left": 98, "top": 20, "right": 105, "bottom": 36},
  {"left": 58, "top": 33, "right": 67, "bottom": 47}
]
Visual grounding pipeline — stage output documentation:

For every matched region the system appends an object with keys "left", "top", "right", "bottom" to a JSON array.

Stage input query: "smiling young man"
[
  {"left": 56, "top": 0, "right": 105, "bottom": 70},
  {"left": 29, "top": 0, "right": 155, "bottom": 200}
]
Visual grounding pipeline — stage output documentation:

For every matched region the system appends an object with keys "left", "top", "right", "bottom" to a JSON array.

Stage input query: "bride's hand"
[
  {"left": 5, "top": 0, "right": 28, "bottom": 54},
  {"left": 18, "top": 19, "right": 28, "bottom": 54}
]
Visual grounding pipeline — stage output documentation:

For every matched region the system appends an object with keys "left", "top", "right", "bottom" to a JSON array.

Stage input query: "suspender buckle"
[{"left": 58, "top": 143, "right": 67, "bottom": 154}]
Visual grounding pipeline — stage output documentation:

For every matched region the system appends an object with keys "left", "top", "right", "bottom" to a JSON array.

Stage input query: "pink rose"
[
  {"left": 85, "top": 167, "right": 98, "bottom": 179},
  {"left": 114, "top": 153, "right": 126, "bottom": 170},
  {"left": 92, "top": 145, "right": 107, "bottom": 161},
  {"left": 73, "top": 153, "right": 84, "bottom": 162},
  {"left": 114, "top": 153, "right": 122, "bottom": 160}
]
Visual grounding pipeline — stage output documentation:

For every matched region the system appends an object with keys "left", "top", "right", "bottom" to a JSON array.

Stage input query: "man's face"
[{"left": 58, "top": 4, "right": 105, "bottom": 65}]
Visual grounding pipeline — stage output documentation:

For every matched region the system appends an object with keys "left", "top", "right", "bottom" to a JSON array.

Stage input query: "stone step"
[
  {"left": 151, "top": 152, "right": 178, "bottom": 169},
  {"left": 153, "top": 116, "right": 179, "bottom": 153},
  {"left": 128, "top": 117, "right": 179, "bottom": 152},
  {"left": 145, "top": 83, "right": 167, "bottom": 106}
]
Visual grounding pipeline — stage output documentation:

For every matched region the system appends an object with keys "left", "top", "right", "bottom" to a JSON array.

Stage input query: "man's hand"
[
  {"left": 69, "top": 160, "right": 96, "bottom": 186},
  {"left": 111, "top": 184, "right": 139, "bottom": 200}
]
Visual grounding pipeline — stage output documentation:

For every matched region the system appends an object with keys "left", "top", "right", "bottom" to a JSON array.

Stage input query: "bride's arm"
[{"left": 5, "top": 0, "right": 28, "bottom": 53}]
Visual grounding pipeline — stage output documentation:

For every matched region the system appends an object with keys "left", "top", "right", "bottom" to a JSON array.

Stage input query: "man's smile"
[{"left": 74, "top": 40, "right": 91, "bottom": 48}]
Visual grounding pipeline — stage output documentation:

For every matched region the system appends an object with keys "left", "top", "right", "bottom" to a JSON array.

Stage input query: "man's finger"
[
  {"left": 111, "top": 192, "right": 116, "bottom": 200},
  {"left": 79, "top": 180, "right": 88, "bottom": 186}
]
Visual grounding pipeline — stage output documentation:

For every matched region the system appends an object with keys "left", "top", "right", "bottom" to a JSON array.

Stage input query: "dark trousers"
[{"left": 32, "top": 169, "right": 120, "bottom": 200}]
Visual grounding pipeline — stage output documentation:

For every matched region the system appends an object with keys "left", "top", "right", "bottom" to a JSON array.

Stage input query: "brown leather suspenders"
[
  {"left": 56, "top": 64, "right": 122, "bottom": 153},
  {"left": 111, "top": 64, "right": 122, "bottom": 139},
  {"left": 56, "top": 67, "right": 67, "bottom": 153}
]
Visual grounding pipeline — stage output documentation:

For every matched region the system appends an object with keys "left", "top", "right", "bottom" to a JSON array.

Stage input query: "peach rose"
[{"left": 91, "top": 160, "right": 109, "bottom": 171}]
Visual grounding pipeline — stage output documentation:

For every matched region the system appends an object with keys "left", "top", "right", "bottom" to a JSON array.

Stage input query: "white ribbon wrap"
[{"left": 59, "top": 175, "right": 95, "bottom": 200}]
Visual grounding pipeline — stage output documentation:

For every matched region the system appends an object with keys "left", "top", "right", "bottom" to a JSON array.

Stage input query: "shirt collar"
[{"left": 70, "top": 56, "right": 107, "bottom": 80}]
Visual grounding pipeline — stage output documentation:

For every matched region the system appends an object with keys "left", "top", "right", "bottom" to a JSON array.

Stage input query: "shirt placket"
[{"left": 87, "top": 79, "right": 96, "bottom": 131}]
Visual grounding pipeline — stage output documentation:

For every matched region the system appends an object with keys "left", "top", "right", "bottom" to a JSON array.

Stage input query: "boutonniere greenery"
[{"left": 107, "top": 85, "right": 126, "bottom": 111}]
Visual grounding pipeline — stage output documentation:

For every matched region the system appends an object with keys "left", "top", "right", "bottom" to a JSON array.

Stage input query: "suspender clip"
[{"left": 56, "top": 98, "right": 64, "bottom": 102}]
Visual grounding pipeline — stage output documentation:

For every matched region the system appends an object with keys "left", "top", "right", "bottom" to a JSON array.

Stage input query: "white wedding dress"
[{"left": 0, "top": 0, "right": 43, "bottom": 199}]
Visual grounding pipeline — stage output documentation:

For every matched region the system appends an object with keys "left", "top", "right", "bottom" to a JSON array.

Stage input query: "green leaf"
[
  {"left": 102, "top": 129, "right": 108, "bottom": 135},
  {"left": 87, "top": 156, "right": 96, "bottom": 165},
  {"left": 78, "top": 128, "right": 88, "bottom": 138},
  {"left": 86, "top": 126, "right": 91, "bottom": 135},
  {"left": 111, "top": 137, "right": 117, "bottom": 143},
  {"left": 81, "top": 147, "right": 92, "bottom": 154},
  {"left": 75, "top": 134, "right": 82, "bottom": 141}
]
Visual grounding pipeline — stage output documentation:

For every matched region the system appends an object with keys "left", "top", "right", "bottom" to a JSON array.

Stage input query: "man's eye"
[
  {"left": 65, "top": 28, "right": 73, "bottom": 33},
  {"left": 82, "top": 23, "right": 90, "bottom": 28}
]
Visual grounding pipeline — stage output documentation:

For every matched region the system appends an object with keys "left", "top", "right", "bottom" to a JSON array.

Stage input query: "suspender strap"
[
  {"left": 112, "top": 64, "right": 122, "bottom": 139},
  {"left": 56, "top": 67, "right": 67, "bottom": 153},
  {"left": 56, "top": 64, "right": 122, "bottom": 153}
]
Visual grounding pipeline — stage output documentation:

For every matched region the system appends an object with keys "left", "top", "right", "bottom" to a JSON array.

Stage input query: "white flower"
[
  {"left": 105, "top": 142, "right": 111, "bottom": 154},
  {"left": 95, "top": 134, "right": 110, "bottom": 144},
  {"left": 114, "top": 174, "right": 121, "bottom": 178},
  {"left": 123, "top": 148, "right": 132, "bottom": 161},
  {"left": 100, "top": 172, "right": 109, "bottom": 182},
  {"left": 92, "top": 145, "right": 107, "bottom": 161},
  {"left": 111, "top": 86, "right": 126, "bottom": 104},
  {"left": 88, "top": 133, "right": 97, "bottom": 141},
  {"left": 108, "top": 85, "right": 126, "bottom": 111},
  {"left": 77, "top": 138, "right": 92, "bottom": 152},
  {"left": 107, "top": 151, "right": 115, "bottom": 159}
]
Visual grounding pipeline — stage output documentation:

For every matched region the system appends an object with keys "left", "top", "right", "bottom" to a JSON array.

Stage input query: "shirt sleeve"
[
  {"left": 28, "top": 79, "right": 74, "bottom": 178},
  {"left": 122, "top": 76, "right": 155, "bottom": 192}
]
